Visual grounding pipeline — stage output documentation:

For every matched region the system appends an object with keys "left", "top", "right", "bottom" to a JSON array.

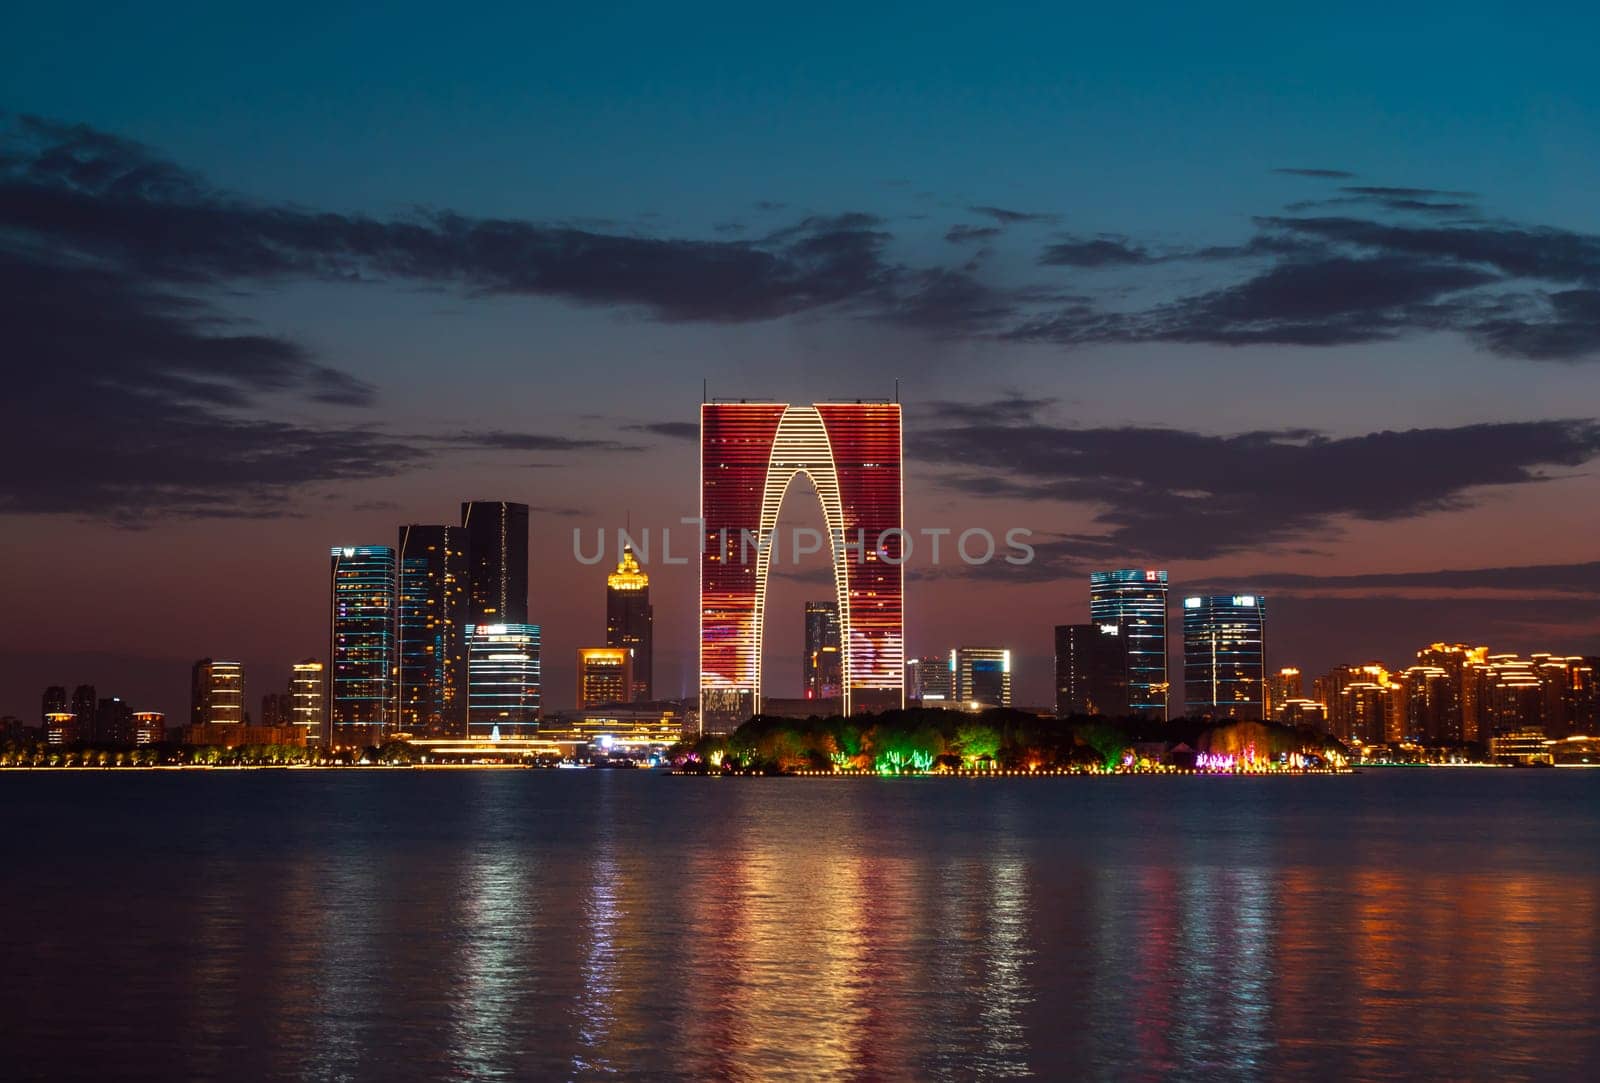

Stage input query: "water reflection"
[{"left": 2, "top": 773, "right": 1599, "bottom": 1080}]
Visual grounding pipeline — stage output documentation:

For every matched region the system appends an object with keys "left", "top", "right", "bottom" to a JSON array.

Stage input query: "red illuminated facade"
[{"left": 700, "top": 402, "right": 904, "bottom": 731}]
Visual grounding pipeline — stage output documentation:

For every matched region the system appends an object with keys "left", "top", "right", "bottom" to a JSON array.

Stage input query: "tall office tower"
[
  {"left": 577, "top": 647, "right": 633, "bottom": 709},
  {"left": 71, "top": 684, "right": 97, "bottom": 740},
  {"left": 1089, "top": 570, "right": 1169, "bottom": 718},
  {"left": 289, "top": 659, "right": 325, "bottom": 742},
  {"left": 953, "top": 647, "right": 1012, "bottom": 710},
  {"left": 397, "top": 524, "right": 469, "bottom": 736},
  {"left": 461, "top": 501, "right": 530, "bottom": 626},
  {"left": 131, "top": 711, "right": 165, "bottom": 746},
  {"left": 328, "top": 546, "right": 396, "bottom": 745},
  {"left": 260, "top": 692, "right": 293, "bottom": 728},
  {"left": 605, "top": 545, "right": 653, "bottom": 701},
  {"left": 904, "top": 656, "right": 946, "bottom": 704},
  {"left": 190, "top": 660, "right": 244, "bottom": 728},
  {"left": 94, "top": 697, "right": 134, "bottom": 744},
  {"left": 466, "top": 623, "right": 541, "bottom": 737},
  {"left": 1054, "top": 623, "right": 1129, "bottom": 717},
  {"left": 41, "top": 685, "right": 67, "bottom": 726},
  {"left": 1265, "top": 667, "right": 1303, "bottom": 718},
  {"left": 1182, "top": 594, "right": 1267, "bottom": 720},
  {"left": 700, "top": 401, "right": 903, "bottom": 731},
  {"left": 803, "top": 600, "right": 843, "bottom": 702}
]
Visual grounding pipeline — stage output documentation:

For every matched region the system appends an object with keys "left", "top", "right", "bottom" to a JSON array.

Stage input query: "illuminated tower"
[
  {"left": 466, "top": 623, "right": 541, "bottom": 736},
  {"left": 577, "top": 647, "right": 633, "bottom": 709},
  {"left": 461, "top": 501, "right": 529, "bottom": 626},
  {"left": 131, "top": 711, "right": 165, "bottom": 746},
  {"left": 41, "top": 685, "right": 66, "bottom": 724},
  {"left": 189, "top": 660, "right": 243, "bottom": 729},
  {"left": 328, "top": 545, "right": 396, "bottom": 744},
  {"left": 1089, "top": 570, "right": 1169, "bottom": 718},
  {"left": 1265, "top": 666, "right": 1303, "bottom": 719},
  {"left": 699, "top": 401, "right": 903, "bottom": 732},
  {"left": 397, "top": 524, "right": 469, "bottom": 736},
  {"left": 289, "top": 659, "right": 325, "bottom": 744},
  {"left": 905, "top": 655, "right": 953, "bottom": 705},
  {"left": 953, "top": 647, "right": 1012, "bottom": 710},
  {"left": 803, "top": 600, "right": 842, "bottom": 702},
  {"left": 605, "top": 545, "right": 653, "bottom": 701},
  {"left": 1182, "top": 594, "right": 1267, "bottom": 720}
]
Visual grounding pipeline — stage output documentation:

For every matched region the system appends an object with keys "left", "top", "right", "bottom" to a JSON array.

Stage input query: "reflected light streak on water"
[{"left": 2, "top": 770, "right": 1600, "bottom": 1080}]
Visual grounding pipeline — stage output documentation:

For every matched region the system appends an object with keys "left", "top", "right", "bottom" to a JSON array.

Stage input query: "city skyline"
[
  {"left": 5, "top": 7, "right": 1600, "bottom": 722},
  {"left": 9, "top": 479, "right": 1600, "bottom": 726}
]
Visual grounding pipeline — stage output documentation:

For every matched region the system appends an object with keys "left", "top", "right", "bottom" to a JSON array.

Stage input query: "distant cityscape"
[{"left": 8, "top": 403, "right": 1598, "bottom": 767}]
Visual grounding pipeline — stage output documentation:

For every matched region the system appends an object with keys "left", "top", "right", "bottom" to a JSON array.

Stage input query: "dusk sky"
[{"left": 4, "top": 2, "right": 1600, "bottom": 718}]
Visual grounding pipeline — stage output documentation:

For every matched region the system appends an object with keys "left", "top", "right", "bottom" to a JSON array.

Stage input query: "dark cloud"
[
  {"left": 1259, "top": 216, "right": 1600, "bottom": 286},
  {"left": 945, "top": 224, "right": 1003, "bottom": 244},
  {"left": 968, "top": 204, "right": 1058, "bottom": 225},
  {"left": 1039, "top": 237, "right": 1155, "bottom": 267},
  {"left": 919, "top": 396, "right": 1056, "bottom": 425},
  {"left": 441, "top": 430, "right": 645, "bottom": 453},
  {"left": 1471, "top": 288, "right": 1600, "bottom": 361},
  {"left": 880, "top": 268, "right": 1015, "bottom": 332},
  {"left": 624, "top": 421, "right": 700, "bottom": 441},
  {"left": 1285, "top": 196, "right": 1478, "bottom": 216},
  {"left": 0, "top": 252, "right": 422, "bottom": 522},
  {"left": 0, "top": 117, "right": 996, "bottom": 330},
  {"left": 0, "top": 116, "right": 1028, "bottom": 520},
  {"left": 1193, "top": 560, "right": 1600, "bottom": 596},
  {"left": 1273, "top": 167, "right": 1357, "bottom": 179},
  {"left": 912, "top": 401, "right": 1600, "bottom": 560},
  {"left": 1015, "top": 254, "right": 1499, "bottom": 348},
  {"left": 1340, "top": 185, "right": 1476, "bottom": 200}
]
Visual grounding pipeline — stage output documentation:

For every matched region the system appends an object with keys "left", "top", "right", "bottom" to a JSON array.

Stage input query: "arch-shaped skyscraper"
[{"left": 700, "top": 401, "right": 903, "bottom": 731}]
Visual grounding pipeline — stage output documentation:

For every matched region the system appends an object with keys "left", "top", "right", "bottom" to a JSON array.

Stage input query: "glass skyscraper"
[
  {"left": 803, "top": 600, "right": 842, "bottom": 701},
  {"left": 905, "top": 655, "right": 953, "bottom": 704},
  {"left": 328, "top": 545, "right": 396, "bottom": 742},
  {"left": 397, "top": 524, "right": 468, "bottom": 736},
  {"left": 952, "top": 647, "right": 1012, "bottom": 710},
  {"left": 1182, "top": 593, "right": 1267, "bottom": 720},
  {"left": 461, "top": 501, "right": 530, "bottom": 626},
  {"left": 466, "top": 623, "right": 541, "bottom": 737},
  {"left": 1089, "top": 569, "right": 1169, "bottom": 718},
  {"left": 1054, "top": 623, "right": 1129, "bottom": 718}
]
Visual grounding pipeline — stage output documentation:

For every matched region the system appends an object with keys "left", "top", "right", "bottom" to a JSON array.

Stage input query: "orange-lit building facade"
[
  {"left": 577, "top": 647, "right": 633, "bottom": 709},
  {"left": 699, "top": 401, "right": 903, "bottom": 731}
]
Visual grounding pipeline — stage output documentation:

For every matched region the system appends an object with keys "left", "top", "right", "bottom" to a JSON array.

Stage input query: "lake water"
[{"left": 3, "top": 769, "right": 1598, "bottom": 1080}]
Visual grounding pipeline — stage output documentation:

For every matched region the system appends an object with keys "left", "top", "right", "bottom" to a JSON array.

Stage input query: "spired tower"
[
  {"left": 699, "top": 400, "right": 904, "bottom": 732},
  {"left": 606, "top": 545, "right": 653, "bottom": 701}
]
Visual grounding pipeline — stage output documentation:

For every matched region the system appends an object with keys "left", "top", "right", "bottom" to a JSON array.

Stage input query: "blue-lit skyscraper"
[
  {"left": 1089, "top": 569, "right": 1169, "bottom": 718},
  {"left": 328, "top": 545, "right": 396, "bottom": 744},
  {"left": 466, "top": 623, "right": 541, "bottom": 737},
  {"left": 1183, "top": 593, "right": 1267, "bottom": 720},
  {"left": 397, "top": 524, "right": 468, "bottom": 737}
]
